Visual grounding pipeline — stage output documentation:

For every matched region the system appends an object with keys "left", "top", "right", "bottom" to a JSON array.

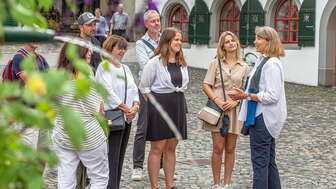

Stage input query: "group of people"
[
  {"left": 94, "top": 3, "right": 129, "bottom": 45},
  {"left": 10, "top": 7, "right": 287, "bottom": 189}
]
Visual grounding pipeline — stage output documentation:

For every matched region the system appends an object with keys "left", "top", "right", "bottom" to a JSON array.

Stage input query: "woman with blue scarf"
[{"left": 228, "top": 26, "right": 287, "bottom": 189}]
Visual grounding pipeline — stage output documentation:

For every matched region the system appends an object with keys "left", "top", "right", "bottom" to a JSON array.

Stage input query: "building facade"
[{"left": 145, "top": 0, "right": 335, "bottom": 87}]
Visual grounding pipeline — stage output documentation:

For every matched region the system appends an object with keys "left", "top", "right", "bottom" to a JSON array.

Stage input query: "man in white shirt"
[{"left": 132, "top": 10, "right": 161, "bottom": 181}]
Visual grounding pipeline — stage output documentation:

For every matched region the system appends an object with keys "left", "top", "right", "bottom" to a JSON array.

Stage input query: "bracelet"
[{"left": 212, "top": 96, "right": 218, "bottom": 101}]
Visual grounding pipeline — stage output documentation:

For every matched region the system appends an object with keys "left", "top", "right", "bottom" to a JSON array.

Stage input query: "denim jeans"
[{"left": 250, "top": 114, "right": 281, "bottom": 189}]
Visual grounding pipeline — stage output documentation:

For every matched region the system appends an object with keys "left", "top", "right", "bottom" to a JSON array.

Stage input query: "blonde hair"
[
  {"left": 255, "top": 26, "right": 285, "bottom": 57},
  {"left": 153, "top": 27, "right": 187, "bottom": 67},
  {"left": 217, "top": 31, "right": 241, "bottom": 61}
]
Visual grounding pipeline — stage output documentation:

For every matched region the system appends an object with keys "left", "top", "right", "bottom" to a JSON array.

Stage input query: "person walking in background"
[
  {"left": 109, "top": 3, "right": 128, "bottom": 38},
  {"left": 132, "top": 9, "right": 161, "bottom": 181},
  {"left": 95, "top": 8, "right": 109, "bottom": 45},
  {"left": 228, "top": 26, "right": 287, "bottom": 189},
  {"left": 95, "top": 35, "right": 139, "bottom": 189},
  {"left": 139, "top": 27, "right": 189, "bottom": 189},
  {"left": 78, "top": 12, "right": 102, "bottom": 73},
  {"left": 202, "top": 31, "right": 249, "bottom": 189},
  {"left": 54, "top": 44, "right": 108, "bottom": 189}
]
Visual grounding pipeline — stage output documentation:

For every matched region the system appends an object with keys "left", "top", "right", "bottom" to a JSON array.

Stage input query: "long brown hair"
[
  {"left": 57, "top": 43, "right": 89, "bottom": 75},
  {"left": 153, "top": 27, "right": 187, "bottom": 67}
]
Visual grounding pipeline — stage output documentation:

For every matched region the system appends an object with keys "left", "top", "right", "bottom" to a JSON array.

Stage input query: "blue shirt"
[
  {"left": 135, "top": 32, "right": 159, "bottom": 81},
  {"left": 96, "top": 16, "right": 109, "bottom": 37}
]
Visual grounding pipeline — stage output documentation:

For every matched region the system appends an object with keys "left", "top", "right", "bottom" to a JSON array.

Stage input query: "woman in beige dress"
[{"left": 202, "top": 31, "right": 249, "bottom": 189}]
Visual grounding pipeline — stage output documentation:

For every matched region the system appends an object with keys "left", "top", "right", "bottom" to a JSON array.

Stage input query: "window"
[
  {"left": 219, "top": 0, "right": 240, "bottom": 38},
  {"left": 169, "top": 5, "right": 189, "bottom": 43},
  {"left": 275, "top": 0, "right": 299, "bottom": 44}
]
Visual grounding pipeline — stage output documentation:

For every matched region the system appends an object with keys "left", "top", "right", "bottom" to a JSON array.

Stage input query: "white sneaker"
[
  {"left": 212, "top": 184, "right": 222, "bottom": 189},
  {"left": 131, "top": 168, "right": 143, "bottom": 181},
  {"left": 223, "top": 184, "right": 233, "bottom": 189}
]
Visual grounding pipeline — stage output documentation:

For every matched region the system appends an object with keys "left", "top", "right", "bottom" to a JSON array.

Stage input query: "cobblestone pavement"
[{"left": 120, "top": 62, "right": 336, "bottom": 189}]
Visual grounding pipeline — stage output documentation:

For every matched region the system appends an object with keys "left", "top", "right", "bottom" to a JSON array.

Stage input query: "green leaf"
[
  {"left": 91, "top": 82, "right": 109, "bottom": 102},
  {"left": 75, "top": 78, "right": 91, "bottom": 98},
  {"left": 66, "top": 0, "right": 77, "bottom": 13},
  {"left": 96, "top": 114, "right": 109, "bottom": 136},
  {"left": 0, "top": 82, "right": 21, "bottom": 99},
  {"left": 21, "top": 56, "right": 35, "bottom": 72},
  {"left": 37, "top": 0, "right": 52, "bottom": 11},
  {"left": 59, "top": 106, "right": 86, "bottom": 150},
  {"left": 41, "top": 69, "right": 71, "bottom": 97}
]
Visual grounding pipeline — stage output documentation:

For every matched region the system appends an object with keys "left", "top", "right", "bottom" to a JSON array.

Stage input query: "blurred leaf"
[
  {"left": 66, "top": 44, "right": 92, "bottom": 76},
  {"left": 41, "top": 69, "right": 71, "bottom": 97},
  {"left": 59, "top": 106, "right": 86, "bottom": 150},
  {"left": 21, "top": 56, "right": 36, "bottom": 72},
  {"left": 92, "top": 81, "right": 109, "bottom": 101},
  {"left": 75, "top": 78, "right": 91, "bottom": 98},
  {"left": 66, "top": 0, "right": 77, "bottom": 13},
  {"left": 0, "top": 82, "right": 21, "bottom": 99},
  {"left": 102, "top": 60, "right": 111, "bottom": 72},
  {"left": 37, "top": 101, "right": 56, "bottom": 122},
  {"left": 96, "top": 114, "right": 109, "bottom": 136},
  {"left": 37, "top": 0, "right": 52, "bottom": 11}
]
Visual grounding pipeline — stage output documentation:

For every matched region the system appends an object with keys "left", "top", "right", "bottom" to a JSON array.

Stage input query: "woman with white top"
[
  {"left": 54, "top": 44, "right": 108, "bottom": 189},
  {"left": 228, "top": 26, "right": 287, "bottom": 189},
  {"left": 140, "top": 27, "right": 189, "bottom": 189},
  {"left": 95, "top": 35, "right": 139, "bottom": 189}
]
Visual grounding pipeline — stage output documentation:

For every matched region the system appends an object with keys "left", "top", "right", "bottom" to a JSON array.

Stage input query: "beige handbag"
[{"left": 198, "top": 58, "right": 227, "bottom": 126}]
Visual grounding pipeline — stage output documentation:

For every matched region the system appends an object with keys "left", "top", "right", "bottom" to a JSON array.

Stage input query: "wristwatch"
[{"left": 246, "top": 93, "right": 252, "bottom": 101}]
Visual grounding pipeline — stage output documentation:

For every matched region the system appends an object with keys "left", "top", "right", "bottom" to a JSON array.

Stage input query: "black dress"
[{"left": 146, "top": 63, "right": 187, "bottom": 141}]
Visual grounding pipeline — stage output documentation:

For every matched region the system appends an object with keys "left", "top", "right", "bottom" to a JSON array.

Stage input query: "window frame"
[
  {"left": 274, "top": 0, "right": 299, "bottom": 44},
  {"left": 219, "top": 0, "right": 240, "bottom": 38},
  {"left": 168, "top": 5, "right": 189, "bottom": 43}
]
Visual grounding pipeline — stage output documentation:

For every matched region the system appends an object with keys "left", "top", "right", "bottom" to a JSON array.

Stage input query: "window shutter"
[
  {"left": 239, "top": 0, "right": 264, "bottom": 46},
  {"left": 299, "top": 0, "right": 315, "bottom": 46},
  {"left": 188, "top": 0, "right": 210, "bottom": 44}
]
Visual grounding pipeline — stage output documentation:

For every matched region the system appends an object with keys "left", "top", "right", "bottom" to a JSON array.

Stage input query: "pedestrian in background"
[
  {"left": 95, "top": 8, "right": 109, "bottom": 45},
  {"left": 109, "top": 3, "right": 128, "bottom": 39},
  {"left": 139, "top": 27, "right": 189, "bottom": 189},
  {"left": 229, "top": 26, "right": 287, "bottom": 189},
  {"left": 54, "top": 44, "right": 108, "bottom": 189},
  {"left": 132, "top": 9, "right": 161, "bottom": 181},
  {"left": 202, "top": 31, "right": 249, "bottom": 189},
  {"left": 78, "top": 12, "right": 102, "bottom": 73},
  {"left": 95, "top": 35, "right": 139, "bottom": 189}
]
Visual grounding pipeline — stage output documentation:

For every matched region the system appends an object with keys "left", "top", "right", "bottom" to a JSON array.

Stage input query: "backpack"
[{"left": 2, "top": 51, "right": 27, "bottom": 81}]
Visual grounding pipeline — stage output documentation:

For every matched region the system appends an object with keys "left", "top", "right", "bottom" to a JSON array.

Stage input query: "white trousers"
[{"left": 55, "top": 142, "right": 109, "bottom": 189}]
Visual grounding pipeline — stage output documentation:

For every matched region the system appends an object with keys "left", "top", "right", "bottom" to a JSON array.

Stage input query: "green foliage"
[{"left": 0, "top": 0, "right": 112, "bottom": 188}]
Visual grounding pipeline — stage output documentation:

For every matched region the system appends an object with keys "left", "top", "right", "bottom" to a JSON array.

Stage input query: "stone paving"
[{"left": 120, "top": 62, "right": 336, "bottom": 189}]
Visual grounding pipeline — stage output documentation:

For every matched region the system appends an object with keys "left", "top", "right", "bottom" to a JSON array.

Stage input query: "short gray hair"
[{"left": 144, "top": 10, "right": 159, "bottom": 22}]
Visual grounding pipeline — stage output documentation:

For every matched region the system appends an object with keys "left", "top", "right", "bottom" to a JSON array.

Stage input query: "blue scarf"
[{"left": 243, "top": 57, "right": 270, "bottom": 127}]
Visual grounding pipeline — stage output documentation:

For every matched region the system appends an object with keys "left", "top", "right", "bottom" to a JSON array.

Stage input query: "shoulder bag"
[
  {"left": 198, "top": 59, "right": 230, "bottom": 136},
  {"left": 104, "top": 65, "right": 127, "bottom": 131}
]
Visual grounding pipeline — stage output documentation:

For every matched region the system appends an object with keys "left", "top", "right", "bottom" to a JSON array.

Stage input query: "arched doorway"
[{"left": 319, "top": 1, "right": 336, "bottom": 86}]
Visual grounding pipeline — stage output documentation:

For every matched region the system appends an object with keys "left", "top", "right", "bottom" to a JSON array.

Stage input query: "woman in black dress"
[{"left": 139, "top": 27, "right": 189, "bottom": 189}]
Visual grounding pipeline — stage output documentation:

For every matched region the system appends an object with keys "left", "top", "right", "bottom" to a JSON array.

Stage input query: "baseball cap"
[{"left": 78, "top": 12, "right": 98, "bottom": 25}]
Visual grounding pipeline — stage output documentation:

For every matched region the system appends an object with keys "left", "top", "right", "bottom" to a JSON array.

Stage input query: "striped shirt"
[{"left": 53, "top": 81, "right": 107, "bottom": 151}]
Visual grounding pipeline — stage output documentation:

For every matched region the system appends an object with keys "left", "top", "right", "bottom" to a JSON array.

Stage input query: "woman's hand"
[
  {"left": 214, "top": 98, "right": 226, "bottom": 111},
  {"left": 222, "top": 100, "right": 239, "bottom": 111},
  {"left": 228, "top": 87, "right": 248, "bottom": 101},
  {"left": 126, "top": 106, "right": 138, "bottom": 123}
]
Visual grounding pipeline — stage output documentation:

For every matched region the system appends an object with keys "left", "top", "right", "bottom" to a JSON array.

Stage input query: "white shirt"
[
  {"left": 139, "top": 55, "right": 189, "bottom": 94},
  {"left": 239, "top": 56, "right": 287, "bottom": 138},
  {"left": 95, "top": 61, "right": 139, "bottom": 112}
]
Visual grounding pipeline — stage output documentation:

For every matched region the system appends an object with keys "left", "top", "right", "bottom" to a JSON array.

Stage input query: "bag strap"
[
  {"left": 141, "top": 39, "right": 155, "bottom": 52},
  {"left": 217, "top": 58, "right": 226, "bottom": 101},
  {"left": 121, "top": 65, "right": 127, "bottom": 104}
]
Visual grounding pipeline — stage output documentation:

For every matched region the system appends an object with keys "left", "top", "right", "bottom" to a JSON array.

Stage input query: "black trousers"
[
  {"left": 112, "top": 29, "right": 126, "bottom": 38},
  {"left": 250, "top": 114, "right": 281, "bottom": 189},
  {"left": 107, "top": 123, "right": 131, "bottom": 189}
]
